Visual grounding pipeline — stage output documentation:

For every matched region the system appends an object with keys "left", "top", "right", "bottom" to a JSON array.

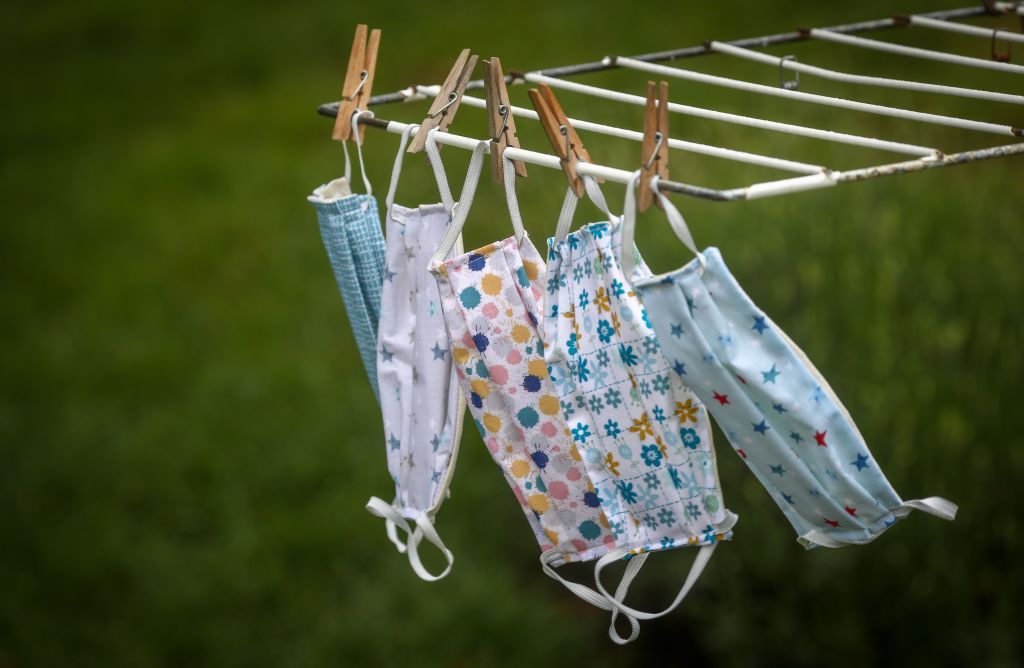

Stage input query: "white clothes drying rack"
[{"left": 318, "top": 3, "right": 1024, "bottom": 202}]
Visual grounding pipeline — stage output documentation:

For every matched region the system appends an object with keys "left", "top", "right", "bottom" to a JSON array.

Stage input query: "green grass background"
[{"left": 2, "top": 0, "right": 1023, "bottom": 665}]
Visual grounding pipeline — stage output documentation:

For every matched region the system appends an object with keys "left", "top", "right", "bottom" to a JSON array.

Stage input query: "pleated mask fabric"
[
  {"left": 307, "top": 111, "right": 386, "bottom": 399},
  {"left": 365, "top": 125, "right": 467, "bottom": 581},
  {"left": 625, "top": 172, "right": 957, "bottom": 549},
  {"left": 541, "top": 180, "right": 737, "bottom": 641}
]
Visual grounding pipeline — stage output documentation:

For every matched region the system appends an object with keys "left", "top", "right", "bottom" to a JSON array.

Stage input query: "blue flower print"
[
  {"left": 642, "top": 514, "right": 658, "bottom": 531},
  {"left": 703, "top": 525, "right": 718, "bottom": 544},
  {"left": 588, "top": 395, "right": 604, "bottom": 413},
  {"left": 685, "top": 502, "right": 701, "bottom": 521},
  {"left": 602, "top": 252, "right": 615, "bottom": 273},
  {"left": 578, "top": 290, "right": 590, "bottom": 310},
  {"left": 583, "top": 259, "right": 592, "bottom": 278},
  {"left": 596, "top": 348, "right": 611, "bottom": 367},
  {"left": 577, "top": 358, "right": 591, "bottom": 383},
  {"left": 567, "top": 332, "right": 579, "bottom": 357},
  {"left": 638, "top": 485, "right": 660, "bottom": 509},
  {"left": 619, "top": 344, "right": 639, "bottom": 367},
  {"left": 599, "top": 485, "right": 622, "bottom": 516},
  {"left": 575, "top": 395, "right": 587, "bottom": 410},
  {"left": 549, "top": 304, "right": 558, "bottom": 319},
  {"left": 568, "top": 236, "right": 579, "bottom": 250},
  {"left": 604, "top": 419, "right": 621, "bottom": 438},
  {"left": 638, "top": 379, "right": 652, "bottom": 398},
  {"left": 604, "top": 388, "right": 623, "bottom": 408},
  {"left": 590, "top": 222, "right": 608, "bottom": 238},
  {"left": 657, "top": 508, "right": 676, "bottom": 526},
  {"left": 616, "top": 480, "right": 638, "bottom": 504},
  {"left": 561, "top": 400, "right": 575, "bottom": 420},
  {"left": 641, "top": 444, "right": 663, "bottom": 467},
  {"left": 660, "top": 536, "right": 675, "bottom": 550},
  {"left": 611, "top": 520, "right": 625, "bottom": 538},
  {"left": 572, "top": 264, "right": 584, "bottom": 282},
  {"left": 653, "top": 406, "right": 666, "bottom": 423},
  {"left": 611, "top": 278, "right": 625, "bottom": 298},
  {"left": 652, "top": 375, "right": 670, "bottom": 395},
  {"left": 668, "top": 465, "right": 683, "bottom": 490},
  {"left": 641, "top": 309, "right": 653, "bottom": 330},
  {"left": 680, "top": 427, "right": 701, "bottom": 450},
  {"left": 597, "top": 319, "right": 614, "bottom": 344},
  {"left": 642, "top": 335, "right": 660, "bottom": 355},
  {"left": 617, "top": 443, "right": 633, "bottom": 460},
  {"left": 643, "top": 472, "right": 660, "bottom": 489},
  {"left": 571, "top": 422, "right": 592, "bottom": 443},
  {"left": 546, "top": 272, "right": 565, "bottom": 295},
  {"left": 593, "top": 365, "right": 610, "bottom": 388}
]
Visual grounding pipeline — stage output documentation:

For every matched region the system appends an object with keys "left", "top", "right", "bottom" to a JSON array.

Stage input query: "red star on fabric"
[
  {"left": 845, "top": 506, "right": 857, "bottom": 517},
  {"left": 737, "top": 449, "right": 747, "bottom": 459},
  {"left": 736, "top": 374, "right": 747, "bottom": 385},
  {"left": 823, "top": 518, "right": 840, "bottom": 528},
  {"left": 814, "top": 430, "right": 828, "bottom": 447},
  {"left": 713, "top": 391, "right": 730, "bottom": 405}
]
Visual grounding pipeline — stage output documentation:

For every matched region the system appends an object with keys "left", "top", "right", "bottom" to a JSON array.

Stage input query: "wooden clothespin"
[
  {"left": 407, "top": 49, "right": 479, "bottom": 153},
  {"left": 332, "top": 24, "right": 381, "bottom": 143},
  {"left": 638, "top": 80, "right": 670, "bottom": 213},
  {"left": 484, "top": 57, "right": 527, "bottom": 183},
  {"left": 528, "top": 83, "right": 596, "bottom": 197}
]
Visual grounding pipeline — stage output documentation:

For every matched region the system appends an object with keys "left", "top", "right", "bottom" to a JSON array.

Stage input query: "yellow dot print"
[
  {"left": 523, "top": 260, "right": 539, "bottom": 281},
  {"left": 527, "top": 359, "right": 548, "bottom": 378},
  {"left": 510, "top": 459, "right": 530, "bottom": 478},
  {"left": 511, "top": 325, "right": 531, "bottom": 344},
  {"left": 481, "top": 273, "right": 502, "bottom": 296},
  {"left": 539, "top": 395, "right": 560, "bottom": 416},
  {"left": 453, "top": 347, "right": 469, "bottom": 365},
  {"left": 528, "top": 493, "right": 549, "bottom": 514},
  {"left": 482, "top": 413, "right": 502, "bottom": 433},
  {"left": 545, "top": 528, "right": 560, "bottom": 545},
  {"left": 471, "top": 379, "right": 490, "bottom": 398}
]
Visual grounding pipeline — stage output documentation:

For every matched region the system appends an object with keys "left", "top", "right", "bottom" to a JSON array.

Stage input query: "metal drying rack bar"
[{"left": 318, "top": 3, "right": 1024, "bottom": 202}]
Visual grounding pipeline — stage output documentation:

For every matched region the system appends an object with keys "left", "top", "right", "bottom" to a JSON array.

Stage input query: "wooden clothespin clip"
[
  {"left": 528, "top": 83, "right": 597, "bottom": 197},
  {"left": 638, "top": 80, "right": 670, "bottom": 213},
  {"left": 332, "top": 24, "right": 381, "bottom": 143},
  {"left": 484, "top": 57, "right": 527, "bottom": 183},
  {"left": 407, "top": 49, "right": 479, "bottom": 153}
]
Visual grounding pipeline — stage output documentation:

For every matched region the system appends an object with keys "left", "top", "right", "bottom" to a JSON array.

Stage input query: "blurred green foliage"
[{"left": 2, "top": 0, "right": 1023, "bottom": 665}]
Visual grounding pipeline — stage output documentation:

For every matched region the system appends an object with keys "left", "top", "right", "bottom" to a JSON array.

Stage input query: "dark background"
[{"left": 2, "top": 0, "right": 1023, "bottom": 665}]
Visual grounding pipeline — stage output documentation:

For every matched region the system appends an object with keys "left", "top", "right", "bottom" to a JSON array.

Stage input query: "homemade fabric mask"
[
  {"left": 542, "top": 179, "right": 736, "bottom": 637},
  {"left": 429, "top": 149, "right": 645, "bottom": 642},
  {"left": 307, "top": 110, "right": 387, "bottom": 399},
  {"left": 624, "top": 172, "right": 957, "bottom": 549},
  {"left": 364, "top": 125, "right": 467, "bottom": 581}
]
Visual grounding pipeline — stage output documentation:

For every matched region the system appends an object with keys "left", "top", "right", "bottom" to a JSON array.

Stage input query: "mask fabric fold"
[
  {"left": 626, "top": 173, "right": 957, "bottom": 550},
  {"left": 542, "top": 180, "right": 737, "bottom": 639},
  {"left": 307, "top": 110, "right": 386, "bottom": 399},
  {"left": 365, "top": 125, "right": 466, "bottom": 581}
]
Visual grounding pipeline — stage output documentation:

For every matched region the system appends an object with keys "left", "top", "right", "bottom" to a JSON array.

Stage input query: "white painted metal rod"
[
  {"left": 810, "top": 28, "right": 1024, "bottom": 75},
  {"left": 413, "top": 85, "right": 825, "bottom": 175},
  {"left": 709, "top": 41, "right": 1024, "bottom": 105},
  {"left": 525, "top": 72, "right": 940, "bottom": 157},
  {"left": 613, "top": 56, "right": 1020, "bottom": 136},
  {"left": 906, "top": 14, "right": 1024, "bottom": 44}
]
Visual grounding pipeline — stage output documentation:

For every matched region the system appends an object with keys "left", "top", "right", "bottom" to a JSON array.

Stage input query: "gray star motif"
[
  {"left": 431, "top": 343, "right": 448, "bottom": 360},
  {"left": 387, "top": 434, "right": 401, "bottom": 451}
]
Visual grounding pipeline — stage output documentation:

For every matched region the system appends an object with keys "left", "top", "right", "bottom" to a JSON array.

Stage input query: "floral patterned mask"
[{"left": 542, "top": 182, "right": 736, "bottom": 640}]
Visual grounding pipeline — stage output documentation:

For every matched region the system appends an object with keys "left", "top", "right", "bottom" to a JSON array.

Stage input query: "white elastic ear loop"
[
  {"left": 365, "top": 496, "right": 413, "bottom": 553},
  {"left": 341, "top": 141, "right": 352, "bottom": 185},
  {"left": 429, "top": 140, "right": 490, "bottom": 267},
  {"left": 501, "top": 154, "right": 527, "bottom": 241},
  {"left": 595, "top": 544, "right": 717, "bottom": 621},
  {"left": 384, "top": 123, "right": 420, "bottom": 220},
  {"left": 552, "top": 187, "right": 579, "bottom": 244},
  {"left": 582, "top": 173, "right": 617, "bottom": 224},
  {"left": 620, "top": 170, "right": 643, "bottom": 280},
  {"left": 424, "top": 128, "right": 456, "bottom": 215},
  {"left": 651, "top": 175, "right": 706, "bottom": 270},
  {"left": 405, "top": 513, "right": 455, "bottom": 582},
  {"left": 350, "top": 109, "right": 375, "bottom": 196},
  {"left": 539, "top": 550, "right": 642, "bottom": 644}
]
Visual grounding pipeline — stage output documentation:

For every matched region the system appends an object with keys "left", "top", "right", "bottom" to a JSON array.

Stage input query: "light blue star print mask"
[
  {"left": 307, "top": 111, "right": 386, "bottom": 399},
  {"left": 623, "top": 172, "right": 957, "bottom": 549},
  {"left": 365, "top": 126, "right": 468, "bottom": 581}
]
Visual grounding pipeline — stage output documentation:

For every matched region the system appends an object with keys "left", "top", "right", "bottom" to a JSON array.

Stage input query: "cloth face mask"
[
  {"left": 624, "top": 173, "right": 957, "bottom": 549},
  {"left": 542, "top": 182, "right": 737, "bottom": 637},
  {"left": 307, "top": 111, "right": 386, "bottom": 399},
  {"left": 429, "top": 150, "right": 644, "bottom": 642},
  {"left": 365, "top": 126, "right": 467, "bottom": 581}
]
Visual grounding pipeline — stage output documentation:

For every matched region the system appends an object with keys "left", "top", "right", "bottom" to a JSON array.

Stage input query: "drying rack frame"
[{"left": 317, "top": 2, "right": 1024, "bottom": 202}]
